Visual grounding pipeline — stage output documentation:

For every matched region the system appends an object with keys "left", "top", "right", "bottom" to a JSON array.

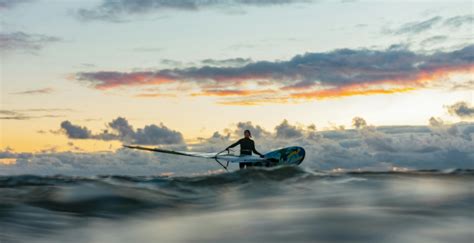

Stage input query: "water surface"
[{"left": 1, "top": 167, "right": 473, "bottom": 243}]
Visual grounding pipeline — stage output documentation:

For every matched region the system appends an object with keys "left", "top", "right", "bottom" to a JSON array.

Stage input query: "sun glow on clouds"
[
  {"left": 291, "top": 86, "right": 417, "bottom": 100},
  {"left": 75, "top": 45, "right": 474, "bottom": 105}
]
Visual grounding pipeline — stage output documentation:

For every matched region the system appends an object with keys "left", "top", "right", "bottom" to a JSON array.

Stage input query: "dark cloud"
[
  {"left": 275, "top": 120, "right": 303, "bottom": 139},
  {"left": 385, "top": 15, "right": 473, "bottom": 36},
  {"left": 160, "top": 59, "right": 185, "bottom": 67},
  {"left": 11, "top": 87, "right": 54, "bottom": 95},
  {"left": 461, "top": 125, "right": 474, "bottom": 141},
  {"left": 107, "top": 117, "right": 135, "bottom": 139},
  {"left": 0, "top": 32, "right": 61, "bottom": 53},
  {"left": 206, "top": 131, "right": 231, "bottom": 142},
  {"left": 76, "top": 44, "right": 474, "bottom": 103},
  {"left": 444, "top": 14, "right": 474, "bottom": 28},
  {"left": 447, "top": 101, "right": 474, "bottom": 119},
  {"left": 420, "top": 35, "right": 448, "bottom": 47},
  {"left": 60, "top": 117, "right": 184, "bottom": 145},
  {"left": 352, "top": 117, "right": 367, "bottom": 129},
  {"left": 134, "top": 124, "right": 184, "bottom": 144},
  {"left": 61, "top": 121, "right": 92, "bottom": 139},
  {"left": 0, "top": 109, "right": 67, "bottom": 120},
  {"left": 429, "top": 117, "right": 444, "bottom": 127},
  {"left": 77, "top": 0, "right": 311, "bottom": 22},
  {"left": 24, "top": 108, "right": 74, "bottom": 112},
  {"left": 0, "top": 0, "right": 33, "bottom": 10},
  {"left": 0, "top": 110, "right": 18, "bottom": 116},
  {"left": 451, "top": 80, "right": 474, "bottom": 91},
  {"left": 201, "top": 58, "right": 253, "bottom": 67},
  {"left": 390, "top": 16, "right": 442, "bottom": 35},
  {"left": 234, "top": 121, "right": 270, "bottom": 138}
]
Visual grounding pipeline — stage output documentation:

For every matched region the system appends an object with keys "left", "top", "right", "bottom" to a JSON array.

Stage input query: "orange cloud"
[
  {"left": 77, "top": 71, "right": 175, "bottom": 90},
  {"left": 217, "top": 96, "right": 292, "bottom": 106},
  {"left": 291, "top": 64, "right": 473, "bottom": 100},
  {"left": 135, "top": 93, "right": 177, "bottom": 98},
  {"left": 191, "top": 89, "right": 276, "bottom": 97},
  {"left": 75, "top": 45, "right": 474, "bottom": 104},
  {"left": 291, "top": 87, "right": 416, "bottom": 100}
]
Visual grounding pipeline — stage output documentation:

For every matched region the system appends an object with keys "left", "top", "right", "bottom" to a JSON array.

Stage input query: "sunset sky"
[{"left": 1, "top": 0, "right": 473, "bottom": 155}]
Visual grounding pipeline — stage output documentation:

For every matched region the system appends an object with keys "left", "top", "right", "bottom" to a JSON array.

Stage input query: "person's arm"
[
  {"left": 226, "top": 139, "right": 241, "bottom": 150},
  {"left": 251, "top": 141, "right": 264, "bottom": 158}
]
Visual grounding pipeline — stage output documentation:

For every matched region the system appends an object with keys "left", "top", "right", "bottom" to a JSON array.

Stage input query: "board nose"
[{"left": 296, "top": 147, "right": 305, "bottom": 164}]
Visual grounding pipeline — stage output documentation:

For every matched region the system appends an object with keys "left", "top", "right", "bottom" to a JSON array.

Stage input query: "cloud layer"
[
  {"left": 0, "top": 32, "right": 60, "bottom": 53},
  {"left": 77, "top": 0, "right": 311, "bottom": 22},
  {"left": 61, "top": 117, "right": 185, "bottom": 145},
  {"left": 76, "top": 44, "right": 474, "bottom": 105},
  {"left": 0, "top": 109, "right": 70, "bottom": 120},
  {"left": 2, "top": 119, "right": 473, "bottom": 176},
  {"left": 386, "top": 14, "right": 474, "bottom": 35},
  {"left": 0, "top": 0, "right": 33, "bottom": 10},
  {"left": 447, "top": 101, "right": 474, "bottom": 119},
  {"left": 11, "top": 87, "right": 54, "bottom": 95}
]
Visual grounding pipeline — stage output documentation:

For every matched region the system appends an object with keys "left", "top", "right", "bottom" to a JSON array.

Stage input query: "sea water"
[{"left": 1, "top": 166, "right": 473, "bottom": 243}]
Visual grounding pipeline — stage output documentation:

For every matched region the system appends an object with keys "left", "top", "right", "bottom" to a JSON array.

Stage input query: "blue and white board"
[
  {"left": 124, "top": 145, "right": 305, "bottom": 169},
  {"left": 263, "top": 146, "right": 305, "bottom": 165}
]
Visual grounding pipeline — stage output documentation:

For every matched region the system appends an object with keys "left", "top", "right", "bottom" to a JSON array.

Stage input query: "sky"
[{"left": 0, "top": 0, "right": 473, "bottom": 174}]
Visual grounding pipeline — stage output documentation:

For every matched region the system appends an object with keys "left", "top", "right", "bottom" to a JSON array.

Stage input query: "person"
[{"left": 225, "top": 130, "right": 264, "bottom": 169}]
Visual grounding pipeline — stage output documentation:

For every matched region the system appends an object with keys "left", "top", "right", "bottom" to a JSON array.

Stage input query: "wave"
[
  {"left": 1, "top": 166, "right": 473, "bottom": 187},
  {"left": 1, "top": 166, "right": 473, "bottom": 243},
  {"left": 0, "top": 166, "right": 472, "bottom": 219}
]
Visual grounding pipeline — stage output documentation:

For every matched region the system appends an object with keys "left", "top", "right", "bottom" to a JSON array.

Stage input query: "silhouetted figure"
[{"left": 225, "top": 130, "right": 264, "bottom": 169}]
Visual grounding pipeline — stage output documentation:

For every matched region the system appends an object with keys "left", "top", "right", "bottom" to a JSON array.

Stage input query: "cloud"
[
  {"left": 420, "top": 35, "right": 448, "bottom": 47},
  {"left": 191, "top": 89, "right": 275, "bottom": 97},
  {"left": 275, "top": 119, "right": 303, "bottom": 139},
  {"left": 361, "top": 127, "right": 397, "bottom": 152},
  {"left": 201, "top": 58, "right": 253, "bottom": 67},
  {"left": 234, "top": 121, "right": 270, "bottom": 139},
  {"left": 76, "top": 44, "right": 474, "bottom": 104},
  {"left": 60, "top": 117, "right": 185, "bottom": 145},
  {"left": 0, "top": 0, "right": 33, "bottom": 10},
  {"left": 444, "top": 14, "right": 474, "bottom": 28},
  {"left": 76, "top": 71, "right": 175, "bottom": 89},
  {"left": 2, "top": 120, "right": 474, "bottom": 176},
  {"left": 352, "top": 117, "right": 367, "bottom": 129},
  {"left": 0, "top": 31, "right": 61, "bottom": 53},
  {"left": 450, "top": 80, "right": 474, "bottom": 91},
  {"left": 429, "top": 117, "right": 444, "bottom": 127},
  {"left": 77, "top": 0, "right": 312, "bottom": 22},
  {"left": 0, "top": 109, "right": 69, "bottom": 120},
  {"left": 385, "top": 15, "right": 473, "bottom": 36},
  {"left": 10, "top": 87, "right": 54, "bottom": 95},
  {"left": 446, "top": 101, "right": 474, "bottom": 119},
  {"left": 389, "top": 16, "right": 442, "bottom": 35},
  {"left": 60, "top": 121, "right": 92, "bottom": 139}
]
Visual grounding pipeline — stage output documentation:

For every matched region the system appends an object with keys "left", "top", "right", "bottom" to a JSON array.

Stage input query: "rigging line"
[{"left": 214, "top": 150, "right": 229, "bottom": 171}]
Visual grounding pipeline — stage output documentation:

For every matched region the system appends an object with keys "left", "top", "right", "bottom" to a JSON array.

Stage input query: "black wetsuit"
[{"left": 226, "top": 137, "right": 263, "bottom": 169}]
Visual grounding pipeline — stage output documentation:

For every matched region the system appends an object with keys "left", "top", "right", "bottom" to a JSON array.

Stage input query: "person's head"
[{"left": 244, "top": 129, "right": 252, "bottom": 138}]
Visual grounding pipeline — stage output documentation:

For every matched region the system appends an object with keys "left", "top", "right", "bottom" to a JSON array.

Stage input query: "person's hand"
[{"left": 260, "top": 155, "right": 265, "bottom": 158}]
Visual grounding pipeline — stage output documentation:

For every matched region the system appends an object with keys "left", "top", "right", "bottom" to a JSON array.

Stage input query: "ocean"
[{"left": 1, "top": 166, "right": 473, "bottom": 243}]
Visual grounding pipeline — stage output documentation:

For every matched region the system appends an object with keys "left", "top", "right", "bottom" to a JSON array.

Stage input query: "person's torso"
[{"left": 239, "top": 138, "right": 254, "bottom": 155}]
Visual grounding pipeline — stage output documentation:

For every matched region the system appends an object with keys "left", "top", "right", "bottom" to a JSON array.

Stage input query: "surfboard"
[
  {"left": 262, "top": 146, "right": 305, "bottom": 166},
  {"left": 123, "top": 145, "right": 305, "bottom": 169}
]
